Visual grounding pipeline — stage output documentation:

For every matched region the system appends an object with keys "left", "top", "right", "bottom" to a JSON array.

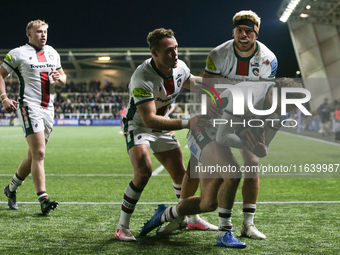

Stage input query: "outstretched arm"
[
  {"left": 0, "top": 66, "right": 19, "bottom": 113},
  {"left": 138, "top": 100, "right": 210, "bottom": 131},
  {"left": 215, "top": 111, "right": 247, "bottom": 149}
]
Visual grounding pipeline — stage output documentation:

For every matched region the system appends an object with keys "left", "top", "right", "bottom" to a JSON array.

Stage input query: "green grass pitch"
[{"left": 0, "top": 126, "right": 339, "bottom": 254}]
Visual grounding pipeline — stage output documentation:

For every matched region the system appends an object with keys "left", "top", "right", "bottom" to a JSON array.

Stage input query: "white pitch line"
[
  {"left": 1, "top": 165, "right": 167, "bottom": 177},
  {"left": 0, "top": 134, "right": 22, "bottom": 138},
  {"left": 0, "top": 173, "right": 336, "bottom": 177},
  {"left": 1, "top": 201, "right": 339, "bottom": 205},
  {"left": 152, "top": 165, "right": 165, "bottom": 176},
  {"left": 280, "top": 131, "right": 340, "bottom": 147},
  {"left": 0, "top": 174, "right": 169, "bottom": 177}
]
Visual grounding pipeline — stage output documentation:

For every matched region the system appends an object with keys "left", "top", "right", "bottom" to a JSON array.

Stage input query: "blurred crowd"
[
  {"left": 4, "top": 80, "right": 339, "bottom": 135},
  {"left": 1, "top": 80, "right": 130, "bottom": 119}
]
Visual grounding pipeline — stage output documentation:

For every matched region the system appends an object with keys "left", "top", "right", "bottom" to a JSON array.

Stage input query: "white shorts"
[
  {"left": 187, "top": 127, "right": 216, "bottom": 161},
  {"left": 125, "top": 127, "right": 180, "bottom": 153},
  {"left": 18, "top": 104, "right": 54, "bottom": 140}
]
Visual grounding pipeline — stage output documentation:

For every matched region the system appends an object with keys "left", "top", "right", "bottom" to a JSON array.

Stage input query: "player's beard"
[{"left": 235, "top": 40, "right": 255, "bottom": 53}]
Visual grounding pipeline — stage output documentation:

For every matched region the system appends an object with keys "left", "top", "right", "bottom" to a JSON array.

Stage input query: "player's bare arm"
[
  {"left": 0, "top": 66, "right": 19, "bottom": 113},
  {"left": 137, "top": 100, "right": 209, "bottom": 131},
  {"left": 243, "top": 121, "right": 281, "bottom": 157},
  {"left": 244, "top": 129, "right": 267, "bottom": 158},
  {"left": 182, "top": 74, "right": 202, "bottom": 91},
  {"left": 183, "top": 74, "right": 221, "bottom": 120},
  {"left": 202, "top": 71, "right": 223, "bottom": 118},
  {"left": 50, "top": 68, "right": 67, "bottom": 86}
]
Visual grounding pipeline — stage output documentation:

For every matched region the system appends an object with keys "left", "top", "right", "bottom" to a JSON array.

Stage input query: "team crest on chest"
[
  {"left": 48, "top": 53, "right": 54, "bottom": 60},
  {"left": 175, "top": 73, "right": 183, "bottom": 87},
  {"left": 252, "top": 68, "right": 260, "bottom": 76}
]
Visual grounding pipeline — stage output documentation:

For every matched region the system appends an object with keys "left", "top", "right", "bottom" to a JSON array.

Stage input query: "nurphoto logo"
[{"left": 199, "top": 83, "right": 311, "bottom": 129}]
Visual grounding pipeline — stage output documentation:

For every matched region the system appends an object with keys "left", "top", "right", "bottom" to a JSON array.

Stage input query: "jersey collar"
[
  {"left": 233, "top": 41, "right": 258, "bottom": 61},
  {"left": 27, "top": 43, "right": 45, "bottom": 52},
  {"left": 151, "top": 58, "right": 173, "bottom": 80}
]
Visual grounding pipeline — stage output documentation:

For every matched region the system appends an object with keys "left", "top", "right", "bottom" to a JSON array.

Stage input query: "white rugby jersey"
[
  {"left": 189, "top": 81, "right": 282, "bottom": 154},
  {"left": 220, "top": 81, "right": 278, "bottom": 121},
  {"left": 2, "top": 43, "right": 62, "bottom": 110},
  {"left": 205, "top": 39, "right": 277, "bottom": 83},
  {"left": 215, "top": 81, "right": 282, "bottom": 150},
  {"left": 123, "top": 58, "right": 190, "bottom": 132}
]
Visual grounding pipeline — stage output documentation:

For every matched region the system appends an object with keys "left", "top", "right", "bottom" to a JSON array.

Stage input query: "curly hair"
[{"left": 275, "top": 78, "right": 305, "bottom": 99}]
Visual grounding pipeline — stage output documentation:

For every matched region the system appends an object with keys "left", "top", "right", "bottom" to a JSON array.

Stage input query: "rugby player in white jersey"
[
  {"left": 156, "top": 10, "right": 278, "bottom": 237},
  {"left": 114, "top": 28, "right": 213, "bottom": 242},
  {"left": 1, "top": 20, "right": 66, "bottom": 214},
  {"left": 140, "top": 78, "right": 305, "bottom": 248},
  {"left": 197, "top": 10, "right": 278, "bottom": 239}
]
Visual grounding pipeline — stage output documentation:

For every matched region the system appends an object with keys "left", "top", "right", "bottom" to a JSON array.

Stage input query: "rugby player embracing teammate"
[
  {"left": 156, "top": 10, "right": 278, "bottom": 238},
  {"left": 114, "top": 28, "right": 213, "bottom": 242},
  {"left": 201, "top": 10, "right": 278, "bottom": 240},
  {"left": 140, "top": 78, "right": 306, "bottom": 248}
]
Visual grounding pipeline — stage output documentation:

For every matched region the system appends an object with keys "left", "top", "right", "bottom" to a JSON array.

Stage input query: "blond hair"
[
  {"left": 147, "top": 28, "right": 175, "bottom": 50},
  {"left": 233, "top": 10, "right": 261, "bottom": 28},
  {"left": 26, "top": 20, "right": 48, "bottom": 35}
]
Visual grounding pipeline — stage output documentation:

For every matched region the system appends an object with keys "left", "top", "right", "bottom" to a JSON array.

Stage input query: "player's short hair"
[
  {"left": 274, "top": 78, "right": 305, "bottom": 99},
  {"left": 26, "top": 20, "right": 48, "bottom": 34},
  {"left": 233, "top": 10, "right": 261, "bottom": 35},
  {"left": 147, "top": 28, "right": 175, "bottom": 51}
]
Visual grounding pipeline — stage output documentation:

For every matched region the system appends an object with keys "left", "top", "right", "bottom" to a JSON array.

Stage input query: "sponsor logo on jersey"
[
  {"left": 251, "top": 63, "right": 259, "bottom": 67},
  {"left": 30, "top": 64, "right": 56, "bottom": 69},
  {"left": 223, "top": 76, "right": 257, "bottom": 82},
  {"left": 133, "top": 88, "right": 151, "bottom": 97},
  {"left": 177, "top": 78, "right": 182, "bottom": 87},
  {"left": 175, "top": 74, "right": 182, "bottom": 80},
  {"left": 156, "top": 92, "right": 178, "bottom": 103},
  {"left": 252, "top": 68, "right": 260, "bottom": 76},
  {"left": 5, "top": 54, "right": 13, "bottom": 62},
  {"left": 206, "top": 56, "right": 217, "bottom": 71}
]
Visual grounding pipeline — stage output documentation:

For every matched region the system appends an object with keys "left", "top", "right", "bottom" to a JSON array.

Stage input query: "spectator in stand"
[
  {"left": 118, "top": 105, "right": 127, "bottom": 134},
  {"left": 334, "top": 103, "right": 340, "bottom": 140},
  {"left": 318, "top": 98, "right": 332, "bottom": 134}
]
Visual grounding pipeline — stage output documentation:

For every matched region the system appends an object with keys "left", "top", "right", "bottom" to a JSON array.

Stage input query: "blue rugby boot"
[
  {"left": 140, "top": 204, "right": 167, "bottom": 236},
  {"left": 216, "top": 230, "right": 247, "bottom": 248}
]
